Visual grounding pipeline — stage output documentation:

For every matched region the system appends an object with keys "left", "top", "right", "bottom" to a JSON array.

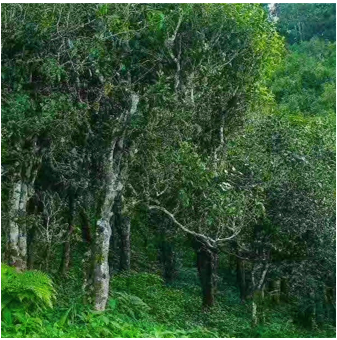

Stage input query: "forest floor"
[{"left": 2, "top": 266, "right": 335, "bottom": 338}]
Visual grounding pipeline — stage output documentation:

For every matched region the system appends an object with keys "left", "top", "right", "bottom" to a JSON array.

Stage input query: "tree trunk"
[
  {"left": 7, "top": 174, "right": 33, "bottom": 270},
  {"left": 270, "top": 279, "right": 281, "bottom": 304},
  {"left": 79, "top": 207, "right": 92, "bottom": 244},
  {"left": 159, "top": 240, "right": 176, "bottom": 283},
  {"left": 194, "top": 238, "right": 218, "bottom": 308},
  {"left": 93, "top": 92, "right": 138, "bottom": 311},
  {"left": 93, "top": 216, "right": 113, "bottom": 311},
  {"left": 251, "top": 262, "right": 269, "bottom": 326},
  {"left": 158, "top": 218, "right": 176, "bottom": 283},
  {"left": 237, "top": 258, "right": 246, "bottom": 302},
  {"left": 93, "top": 139, "right": 124, "bottom": 311},
  {"left": 109, "top": 192, "right": 121, "bottom": 275},
  {"left": 8, "top": 152, "right": 40, "bottom": 271},
  {"left": 60, "top": 190, "right": 75, "bottom": 275},
  {"left": 119, "top": 216, "right": 131, "bottom": 271},
  {"left": 8, "top": 180, "right": 29, "bottom": 270},
  {"left": 280, "top": 277, "right": 289, "bottom": 302}
]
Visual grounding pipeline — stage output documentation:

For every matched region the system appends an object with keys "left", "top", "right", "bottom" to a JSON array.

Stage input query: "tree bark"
[
  {"left": 193, "top": 237, "right": 218, "bottom": 308},
  {"left": 93, "top": 92, "right": 139, "bottom": 311},
  {"left": 7, "top": 145, "right": 40, "bottom": 271},
  {"left": 93, "top": 139, "right": 124, "bottom": 311},
  {"left": 252, "top": 288, "right": 265, "bottom": 326},
  {"left": 251, "top": 262, "right": 269, "bottom": 326},
  {"left": 8, "top": 180, "right": 28, "bottom": 270}
]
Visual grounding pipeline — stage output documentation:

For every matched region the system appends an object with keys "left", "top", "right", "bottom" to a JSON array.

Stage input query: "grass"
[{"left": 1, "top": 267, "right": 336, "bottom": 338}]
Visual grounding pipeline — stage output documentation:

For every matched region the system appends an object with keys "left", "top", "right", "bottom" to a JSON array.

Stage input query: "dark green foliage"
[
  {"left": 270, "top": 39, "right": 336, "bottom": 116},
  {"left": 277, "top": 3, "right": 336, "bottom": 44}
]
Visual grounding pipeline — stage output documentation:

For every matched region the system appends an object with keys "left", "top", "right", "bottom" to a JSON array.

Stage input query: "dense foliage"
[{"left": 1, "top": 3, "right": 336, "bottom": 338}]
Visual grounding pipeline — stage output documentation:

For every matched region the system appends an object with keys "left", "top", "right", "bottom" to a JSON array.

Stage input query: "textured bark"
[
  {"left": 251, "top": 263, "right": 269, "bottom": 326},
  {"left": 8, "top": 177, "right": 34, "bottom": 270},
  {"left": 94, "top": 217, "right": 113, "bottom": 311},
  {"left": 93, "top": 92, "right": 139, "bottom": 311},
  {"left": 194, "top": 238, "right": 218, "bottom": 308},
  {"left": 7, "top": 146, "right": 40, "bottom": 270},
  {"left": 8, "top": 181, "right": 27, "bottom": 270},
  {"left": 94, "top": 158, "right": 123, "bottom": 310},
  {"left": 110, "top": 193, "right": 122, "bottom": 273}
]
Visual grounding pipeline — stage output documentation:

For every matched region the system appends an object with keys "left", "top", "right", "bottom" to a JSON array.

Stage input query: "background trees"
[{"left": 1, "top": 3, "right": 335, "bottom": 338}]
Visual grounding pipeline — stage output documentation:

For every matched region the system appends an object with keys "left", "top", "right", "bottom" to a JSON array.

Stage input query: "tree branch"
[{"left": 148, "top": 205, "right": 217, "bottom": 250}]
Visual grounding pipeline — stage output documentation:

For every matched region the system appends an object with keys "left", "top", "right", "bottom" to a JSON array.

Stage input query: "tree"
[
  {"left": 128, "top": 3, "right": 283, "bottom": 308},
  {"left": 277, "top": 3, "right": 336, "bottom": 44}
]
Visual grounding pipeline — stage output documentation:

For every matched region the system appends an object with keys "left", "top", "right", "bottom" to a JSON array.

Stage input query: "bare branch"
[{"left": 148, "top": 205, "right": 216, "bottom": 250}]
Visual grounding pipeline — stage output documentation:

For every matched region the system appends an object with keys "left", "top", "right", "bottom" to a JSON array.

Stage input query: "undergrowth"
[{"left": 1, "top": 266, "right": 335, "bottom": 338}]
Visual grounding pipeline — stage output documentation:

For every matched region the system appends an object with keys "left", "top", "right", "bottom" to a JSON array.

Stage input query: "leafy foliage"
[{"left": 1, "top": 264, "right": 55, "bottom": 311}]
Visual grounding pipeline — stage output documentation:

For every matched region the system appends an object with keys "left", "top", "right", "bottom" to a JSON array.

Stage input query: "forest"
[{"left": 1, "top": 3, "right": 336, "bottom": 338}]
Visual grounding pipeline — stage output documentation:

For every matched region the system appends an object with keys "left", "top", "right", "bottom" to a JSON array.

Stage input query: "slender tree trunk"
[
  {"left": 158, "top": 218, "right": 176, "bottom": 283},
  {"left": 159, "top": 240, "right": 176, "bottom": 283},
  {"left": 109, "top": 192, "right": 121, "bottom": 275},
  {"left": 7, "top": 136, "right": 40, "bottom": 269},
  {"left": 194, "top": 238, "right": 218, "bottom": 308},
  {"left": 93, "top": 92, "right": 139, "bottom": 311},
  {"left": 79, "top": 207, "right": 92, "bottom": 244},
  {"left": 119, "top": 216, "right": 131, "bottom": 271},
  {"left": 60, "top": 190, "right": 75, "bottom": 275},
  {"left": 270, "top": 279, "right": 281, "bottom": 304},
  {"left": 8, "top": 180, "right": 30, "bottom": 270},
  {"left": 252, "top": 288, "right": 265, "bottom": 326},
  {"left": 8, "top": 150, "right": 40, "bottom": 271},
  {"left": 251, "top": 263, "right": 269, "bottom": 326},
  {"left": 93, "top": 139, "right": 123, "bottom": 311},
  {"left": 237, "top": 258, "right": 246, "bottom": 302},
  {"left": 108, "top": 215, "right": 119, "bottom": 277}
]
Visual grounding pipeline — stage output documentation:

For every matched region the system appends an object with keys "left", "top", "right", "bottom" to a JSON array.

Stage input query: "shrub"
[{"left": 1, "top": 263, "right": 55, "bottom": 319}]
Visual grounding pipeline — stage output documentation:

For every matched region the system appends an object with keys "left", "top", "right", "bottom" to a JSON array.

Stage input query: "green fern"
[
  {"left": 1, "top": 263, "right": 56, "bottom": 312},
  {"left": 109, "top": 291, "right": 151, "bottom": 319}
]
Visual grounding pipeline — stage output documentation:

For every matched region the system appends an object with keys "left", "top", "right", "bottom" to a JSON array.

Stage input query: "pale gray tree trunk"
[
  {"left": 8, "top": 163, "right": 38, "bottom": 270},
  {"left": 93, "top": 92, "right": 139, "bottom": 311},
  {"left": 269, "top": 278, "right": 281, "bottom": 304},
  {"left": 8, "top": 180, "right": 27, "bottom": 270},
  {"left": 93, "top": 139, "right": 123, "bottom": 311},
  {"left": 251, "top": 263, "right": 270, "bottom": 326}
]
